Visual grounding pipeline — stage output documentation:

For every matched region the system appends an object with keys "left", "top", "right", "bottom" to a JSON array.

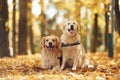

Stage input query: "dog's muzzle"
[
  {"left": 68, "top": 25, "right": 74, "bottom": 33},
  {"left": 46, "top": 42, "right": 54, "bottom": 51}
]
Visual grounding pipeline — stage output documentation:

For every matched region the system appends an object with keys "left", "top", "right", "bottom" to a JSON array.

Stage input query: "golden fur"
[
  {"left": 60, "top": 20, "right": 88, "bottom": 70},
  {"left": 41, "top": 35, "right": 62, "bottom": 71}
]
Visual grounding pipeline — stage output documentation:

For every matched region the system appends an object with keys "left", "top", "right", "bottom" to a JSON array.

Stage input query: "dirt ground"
[{"left": 0, "top": 52, "right": 120, "bottom": 80}]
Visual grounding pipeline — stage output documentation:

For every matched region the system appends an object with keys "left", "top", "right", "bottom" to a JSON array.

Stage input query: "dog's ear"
[
  {"left": 55, "top": 37, "right": 60, "bottom": 48},
  {"left": 41, "top": 37, "right": 45, "bottom": 48}
]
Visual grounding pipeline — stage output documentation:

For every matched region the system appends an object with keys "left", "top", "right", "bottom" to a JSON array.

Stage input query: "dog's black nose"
[
  {"left": 70, "top": 25, "right": 74, "bottom": 30},
  {"left": 49, "top": 42, "right": 52, "bottom": 46}
]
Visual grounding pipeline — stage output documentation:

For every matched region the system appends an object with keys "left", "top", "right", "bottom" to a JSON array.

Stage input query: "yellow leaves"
[
  {"left": 0, "top": 55, "right": 42, "bottom": 75},
  {"left": 66, "top": 72, "right": 84, "bottom": 80},
  {"left": 27, "top": 2, "right": 32, "bottom": 9},
  {"left": 103, "top": 0, "right": 112, "bottom": 5},
  {"left": 40, "top": 0, "right": 44, "bottom": 11},
  {"left": 98, "top": 15, "right": 106, "bottom": 29},
  {"left": 52, "top": 0, "right": 61, "bottom": 3},
  {"left": 56, "top": 1, "right": 75, "bottom": 10},
  {"left": 0, "top": 53, "right": 120, "bottom": 79},
  {"left": 81, "top": 0, "right": 108, "bottom": 14},
  {"left": 108, "top": 60, "right": 116, "bottom": 65},
  {"left": 39, "top": 15, "right": 46, "bottom": 24}
]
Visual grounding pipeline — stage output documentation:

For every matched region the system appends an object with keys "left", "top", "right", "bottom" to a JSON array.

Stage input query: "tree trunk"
[
  {"left": 40, "top": 0, "right": 46, "bottom": 37},
  {"left": 28, "top": 0, "right": 34, "bottom": 54},
  {"left": 29, "top": 27, "right": 34, "bottom": 54},
  {"left": 0, "top": 0, "right": 10, "bottom": 57},
  {"left": 104, "top": 4, "right": 109, "bottom": 51},
  {"left": 18, "top": 0, "right": 28, "bottom": 55},
  {"left": 115, "top": 0, "right": 120, "bottom": 35},
  {"left": 92, "top": 13, "right": 98, "bottom": 52},
  {"left": 12, "top": 0, "right": 17, "bottom": 57}
]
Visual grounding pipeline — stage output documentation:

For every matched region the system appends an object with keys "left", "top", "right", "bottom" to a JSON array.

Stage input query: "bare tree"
[
  {"left": 104, "top": 4, "right": 109, "bottom": 51},
  {"left": 28, "top": 0, "right": 34, "bottom": 54},
  {"left": 18, "top": 0, "right": 28, "bottom": 55},
  {"left": 0, "top": 0, "right": 10, "bottom": 57},
  {"left": 115, "top": 0, "right": 120, "bottom": 35},
  {"left": 12, "top": 0, "right": 17, "bottom": 57},
  {"left": 40, "top": 0, "right": 46, "bottom": 37},
  {"left": 92, "top": 13, "right": 98, "bottom": 52}
]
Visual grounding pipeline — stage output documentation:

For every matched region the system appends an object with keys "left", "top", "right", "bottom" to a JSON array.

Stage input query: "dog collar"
[{"left": 61, "top": 41, "right": 80, "bottom": 47}]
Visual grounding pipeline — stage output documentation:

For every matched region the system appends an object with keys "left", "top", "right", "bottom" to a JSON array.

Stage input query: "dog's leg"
[
  {"left": 42, "top": 60, "right": 49, "bottom": 69},
  {"left": 78, "top": 57, "right": 82, "bottom": 68},
  {"left": 72, "top": 56, "right": 78, "bottom": 70},
  {"left": 52, "top": 65, "right": 60, "bottom": 74},
  {"left": 77, "top": 46, "right": 84, "bottom": 68},
  {"left": 60, "top": 55, "right": 67, "bottom": 71},
  {"left": 42, "top": 57, "right": 51, "bottom": 69},
  {"left": 52, "top": 58, "right": 60, "bottom": 72}
]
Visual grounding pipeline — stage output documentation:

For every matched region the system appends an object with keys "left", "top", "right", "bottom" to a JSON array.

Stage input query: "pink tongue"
[
  {"left": 48, "top": 47, "right": 53, "bottom": 51},
  {"left": 70, "top": 30, "right": 74, "bottom": 33}
]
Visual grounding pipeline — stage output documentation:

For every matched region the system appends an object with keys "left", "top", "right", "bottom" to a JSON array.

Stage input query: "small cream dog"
[
  {"left": 41, "top": 35, "right": 62, "bottom": 71},
  {"left": 60, "top": 20, "right": 88, "bottom": 70}
]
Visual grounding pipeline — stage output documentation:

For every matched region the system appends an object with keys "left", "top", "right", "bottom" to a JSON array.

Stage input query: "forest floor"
[{"left": 0, "top": 52, "right": 120, "bottom": 80}]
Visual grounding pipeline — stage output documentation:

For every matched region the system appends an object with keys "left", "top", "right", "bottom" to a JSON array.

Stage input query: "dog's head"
[
  {"left": 63, "top": 20, "right": 80, "bottom": 36},
  {"left": 41, "top": 36, "right": 60, "bottom": 51}
]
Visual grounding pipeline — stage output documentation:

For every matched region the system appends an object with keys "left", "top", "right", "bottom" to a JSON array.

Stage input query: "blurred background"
[{"left": 0, "top": 0, "right": 120, "bottom": 57}]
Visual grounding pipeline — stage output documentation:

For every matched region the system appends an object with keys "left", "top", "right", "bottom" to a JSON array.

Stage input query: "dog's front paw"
[
  {"left": 59, "top": 67, "right": 64, "bottom": 72},
  {"left": 60, "top": 68, "right": 63, "bottom": 71},
  {"left": 59, "top": 69, "right": 62, "bottom": 72},
  {"left": 72, "top": 67, "right": 76, "bottom": 70}
]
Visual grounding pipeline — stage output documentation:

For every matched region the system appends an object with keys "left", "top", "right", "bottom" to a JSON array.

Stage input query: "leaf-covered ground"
[{"left": 0, "top": 52, "right": 120, "bottom": 80}]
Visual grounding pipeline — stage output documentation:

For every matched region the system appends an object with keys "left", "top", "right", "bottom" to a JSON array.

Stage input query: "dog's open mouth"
[
  {"left": 46, "top": 46, "right": 54, "bottom": 51},
  {"left": 68, "top": 29, "right": 74, "bottom": 33}
]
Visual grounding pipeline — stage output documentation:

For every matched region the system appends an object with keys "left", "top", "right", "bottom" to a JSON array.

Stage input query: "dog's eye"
[
  {"left": 52, "top": 39, "right": 55, "bottom": 42},
  {"left": 73, "top": 22, "right": 75, "bottom": 24},
  {"left": 68, "top": 23, "right": 70, "bottom": 25},
  {"left": 46, "top": 39, "right": 48, "bottom": 41}
]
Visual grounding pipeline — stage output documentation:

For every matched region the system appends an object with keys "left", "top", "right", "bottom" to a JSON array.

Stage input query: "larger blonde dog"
[
  {"left": 41, "top": 35, "right": 62, "bottom": 71},
  {"left": 60, "top": 20, "right": 87, "bottom": 70}
]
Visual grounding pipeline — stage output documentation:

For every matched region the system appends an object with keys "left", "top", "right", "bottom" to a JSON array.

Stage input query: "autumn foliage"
[{"left": 0, "top": 53, "right": 120, "bottom": 80}]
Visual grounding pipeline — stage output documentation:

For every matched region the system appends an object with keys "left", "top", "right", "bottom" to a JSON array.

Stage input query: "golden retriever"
[
  {"left": 41, "top": 35, "right": 62, "bottom": 71},
  {"left": 60, "top": 20, "right": 88, "bottom": 70}
]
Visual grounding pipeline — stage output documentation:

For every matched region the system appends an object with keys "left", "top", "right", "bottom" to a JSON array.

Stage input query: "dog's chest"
[{"left": 62, "top": 45, "right": 80, "bottom": 58}]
